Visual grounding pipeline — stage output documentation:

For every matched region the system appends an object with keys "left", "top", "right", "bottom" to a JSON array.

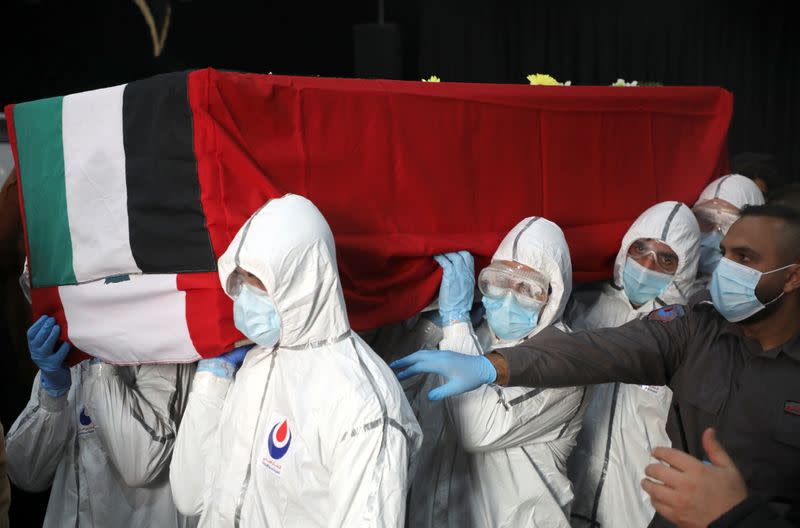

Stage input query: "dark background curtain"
[
  {"left": 414, "top": 1, "right": 799, "bottom": 187},
  {"left": 2, "top": 1, "right": 797, "bottom": 184}
]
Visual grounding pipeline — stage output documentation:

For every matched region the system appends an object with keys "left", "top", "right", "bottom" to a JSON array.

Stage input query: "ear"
[{"left": 784, "top": 261, "right": 800, "bottom": 293}]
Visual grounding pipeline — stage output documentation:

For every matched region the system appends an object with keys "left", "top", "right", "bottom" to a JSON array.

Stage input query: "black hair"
[
  {"left": 740, "top": 204, "right": 800, "bottom": 261},
  {"left": 766, "top": 183, "right": 800, "bottom": 212},
  {"left": 731, "top": 152, "right": 778, "bottom": 189}
]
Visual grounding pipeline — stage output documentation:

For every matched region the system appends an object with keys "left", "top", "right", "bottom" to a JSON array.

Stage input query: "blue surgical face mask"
[
  {"left": 234, "top": 283, "right": 282, "bottom": 347},
  {"left": 622, "top": 257, "right": 674, "bottom": 307},
  {"left": 698, "top": 231, "right": 724, "bottom": 275},
  {"left": 710, "top": 257, "right": 796, "bottom": 322},
  {"left": 482, "top": 294, "right": 543, "bottom": 342}
]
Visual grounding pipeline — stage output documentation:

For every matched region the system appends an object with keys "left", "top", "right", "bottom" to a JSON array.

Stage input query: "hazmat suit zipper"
[
  {"left": 590, "top": 382, "right": 621, "bottom": 524},
  {"left": 234, "top": 348, "right": 278, "bottom": 527},
  {"left": 73, "top": 435, "right": 80, "bottom": 528},
  {"left": 73, "top": 367, "right": 83, "bottom": 528}
]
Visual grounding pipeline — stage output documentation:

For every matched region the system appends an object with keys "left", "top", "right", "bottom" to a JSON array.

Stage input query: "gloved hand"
[
  {"left": 197, "top": 345, "right": 254, "bottom": 379},
  {"left": 434, "top": 251, "right": 475, "bottom": 325},
  {"left": 27, "top": 315, "right": 72, "bottom": 397},
  {"left": 390, "top": 349, "right": 497, "bottom": 400}
]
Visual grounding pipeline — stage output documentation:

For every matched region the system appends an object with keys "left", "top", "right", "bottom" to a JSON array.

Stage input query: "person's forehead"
[
  {"left": 494, "top": 259, "right": 537, "bottom": 274},
  {"left": 235, "top": 267, "right": 258, "bottom": 278},
  {"left": 723, "top": 216, "right": 783, "bottom": 253},
  {"left": 234, "top": 267, "right": 265, "bottom": 289},
  {"left": 696, "top": 197, "right": 739, "bottom": 213}
]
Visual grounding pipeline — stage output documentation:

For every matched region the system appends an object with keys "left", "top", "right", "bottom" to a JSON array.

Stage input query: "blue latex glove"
[
  {"left": 434, "top": 251, "right": 475, "bottom": 324},
  {"left": 197, "top": 345, "right": 254, "bottom": 379},
  {"left": 27, "top": 315, "right": 72, "bottom": 397},
  {"left": 390, "top": 349, "right": 497, "bottom": 400}
]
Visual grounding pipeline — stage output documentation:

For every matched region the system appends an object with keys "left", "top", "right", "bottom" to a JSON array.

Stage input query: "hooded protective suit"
[
  {"left": 440, "top": 217, "right": 587, "bottom": 527},
  {"left": 567, "top": 201, "right": 700, "bottom": 330},
  {"left": 695, "top": 173, "right": 765, "bottom": 211},
  {"left": 693, "top": 174, "right": 766, "bottom": 287},
  {"left": 565, "top": 201, "right": 700, "bottom": 528},
  {"left": 5, "top": 360, "right": 196, "bottom": 528},
  {"left": 170, "top": 194, "right": 421, "bottom": 528}
]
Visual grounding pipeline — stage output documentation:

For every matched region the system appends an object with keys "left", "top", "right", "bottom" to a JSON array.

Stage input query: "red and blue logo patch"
[
  {"left": 78, "top": 406, "right": 95, "bottom": 435},
  {"left": 79, "top": 407, "right": 92, "bottom": 426},
  {"left": 267, "top": 419, "right": 292, "bottom": 460},
  {"left": 648, "top": 304, "right": 686, "bottom": 323}
]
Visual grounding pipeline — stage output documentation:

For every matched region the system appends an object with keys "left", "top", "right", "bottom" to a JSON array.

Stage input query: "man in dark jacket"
[{"left": 392, "top": 204, "right": 800, "bottom": 527}]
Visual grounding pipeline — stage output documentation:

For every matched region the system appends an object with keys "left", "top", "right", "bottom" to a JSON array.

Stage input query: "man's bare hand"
[{"left": 641, "top": 428, "right": 748, "bottom": 527}]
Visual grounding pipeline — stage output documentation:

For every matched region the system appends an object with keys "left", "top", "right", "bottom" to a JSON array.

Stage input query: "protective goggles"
[
  {"left": 626, "top": 239, "right": 679, "bottom": 274},
  {"left": 226, "top": 270, "right": 267, "bottom": 298},
  {"left": 226, "top": 272, "right": 246, "bottom": 298},
  {"left": 477, "top": 262, "right": 550, "bottom": 309},
  {"left": 693, "top": 200, "right": 740, "bottom": 235}
]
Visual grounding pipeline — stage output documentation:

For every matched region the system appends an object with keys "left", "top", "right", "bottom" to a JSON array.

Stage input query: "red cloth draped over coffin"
[{"left": 7, "top": 68, "right": 731, "bottom": 363}]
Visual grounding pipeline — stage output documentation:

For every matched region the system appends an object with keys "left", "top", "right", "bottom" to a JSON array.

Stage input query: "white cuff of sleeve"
[
  {"left": 191, "top": 370, "right": 234, "bottom": 400},
  {"left": 442, "top": 321, "right": 474, "bottom": 340},
  {"left": 38, "top": 386, "right": 69, "bottom": 412}
]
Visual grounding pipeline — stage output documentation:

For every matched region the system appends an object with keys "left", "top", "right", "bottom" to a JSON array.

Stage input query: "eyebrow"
[{"left": 724, "top": 244, "right": 760, "bottom": 257}]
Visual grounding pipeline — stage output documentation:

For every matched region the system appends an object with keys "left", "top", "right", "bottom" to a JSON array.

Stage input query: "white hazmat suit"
[
  {"left": 441, "top": 217, "right": 588, "bottom": 527},
  {"left": 170, "top": 194, "right": 421, "bottom": 527},
  {"left": 5, "top": 360, "right": 196, "bottom": 528},
  {"left": 692, "top": 174, "right": 765, "bottom": 290},
  {"left": 695, "top": 173, "right": 765, "bottom": 211},
  {"left": 565, "top": 201, "right": 700, "bottom": 528}
]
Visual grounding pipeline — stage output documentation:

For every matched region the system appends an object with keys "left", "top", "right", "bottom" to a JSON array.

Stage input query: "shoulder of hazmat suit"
[
  {"left": 565, "top": 201, "right": 699, "bottom": 528},
  {"left": 5, "top": 360, "right": 196, "bottom": 528},
  {"left": 170, "top": 194, "right": 422, "bottom": 528},
  {"left": 441, "top": 216, "right": 588, "bottom": 528}
]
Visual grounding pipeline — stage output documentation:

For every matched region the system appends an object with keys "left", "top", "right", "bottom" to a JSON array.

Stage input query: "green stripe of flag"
[{"left": 14, "top": 97, "right": 76, "bottom": 286}]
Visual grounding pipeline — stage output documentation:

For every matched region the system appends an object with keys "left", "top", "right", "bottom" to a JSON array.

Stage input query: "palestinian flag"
[{"left": 7, "top": 72, "right": 238, "bottom": 365}]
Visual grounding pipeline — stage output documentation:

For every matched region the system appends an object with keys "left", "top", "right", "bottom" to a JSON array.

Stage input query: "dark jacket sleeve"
[
  {"left": 709, "top": 497, "right": 800, "bottom": 528},
  {"left": 496, "top": 310, "right": 695, "bottom": 388}
]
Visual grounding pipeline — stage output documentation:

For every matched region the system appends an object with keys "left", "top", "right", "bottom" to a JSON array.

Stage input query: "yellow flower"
[
  {"left": 527, "top": 73, "right": 560, "bottom": 86},
  {"left": 422, "top": 75, "right": 441, "bottom": 83}
]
